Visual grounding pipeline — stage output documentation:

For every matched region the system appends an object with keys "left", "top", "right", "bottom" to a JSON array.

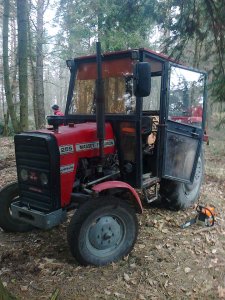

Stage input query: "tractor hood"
[
  {"left": 37, "top": 122, "right": 115, "bottom": 158},
  {"left": 34, "top": 122, "right": 115, "bottom": 206}
]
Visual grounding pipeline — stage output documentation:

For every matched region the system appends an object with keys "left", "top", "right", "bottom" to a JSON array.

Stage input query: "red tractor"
[{"left": 0, "top": 43, "right": 207, "bottom": 266}]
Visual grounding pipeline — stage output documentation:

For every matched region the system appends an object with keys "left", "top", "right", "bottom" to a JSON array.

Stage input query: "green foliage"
[
  {"left": 51, "top": 0, "right": 225, "bottom": 126},
  {"left": 154, "top": 0, "right": 225, "bottom": 126},
  {"left": 55, "top": 0, "right": 157, "bottom": 57},
  {"left": 210, "top": 74, "right": 225, "bottom": 104},
  {"left": 0, "top": 279, "right": 17, "bottom": 300}
]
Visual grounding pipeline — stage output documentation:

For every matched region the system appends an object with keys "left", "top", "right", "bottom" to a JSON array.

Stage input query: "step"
[{"left": 142, "top": 174, "right": 159, "bottom": 188}]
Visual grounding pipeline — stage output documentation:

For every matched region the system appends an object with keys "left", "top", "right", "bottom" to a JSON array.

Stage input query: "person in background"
[{"left": 51, "top": 104, "right": 64, "bottom": 116}]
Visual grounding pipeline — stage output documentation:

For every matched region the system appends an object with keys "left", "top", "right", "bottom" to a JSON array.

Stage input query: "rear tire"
[
  {"left": 67, "top": 197, "right": 138, "bottom": 266},
  {"left": 0, "top": 182, "right": 33, "bottom": 232},
  {"left": 160, "top": 154, "right": 204, "bottom": 210}
]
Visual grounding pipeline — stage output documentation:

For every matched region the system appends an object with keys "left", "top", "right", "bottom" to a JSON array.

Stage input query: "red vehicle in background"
[{"left": 170, "top": 104, "right": 203, "bottom": 126}]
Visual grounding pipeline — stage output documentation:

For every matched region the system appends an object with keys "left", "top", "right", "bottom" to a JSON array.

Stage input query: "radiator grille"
[{"left": 14, "top": 133, "right": 60, "bottom": 212}]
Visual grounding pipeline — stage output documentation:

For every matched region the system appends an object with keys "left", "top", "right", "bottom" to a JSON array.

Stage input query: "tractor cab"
[{"left": 64, "top": 48, "right": 206, "bottom": 192}]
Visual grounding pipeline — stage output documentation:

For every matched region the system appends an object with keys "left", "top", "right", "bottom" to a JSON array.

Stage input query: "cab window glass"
[
  {"left": 168, "top": 66, "right": 205, "bottom": 127},
  {"left": 71, "top": 77, "right": 132, "bottom": 114},
  {"left": 69, "top": 59, "right": 136, "bottom": 114},
  {"left": 143, "top": 76, "right": 161, "bottom": 111}
]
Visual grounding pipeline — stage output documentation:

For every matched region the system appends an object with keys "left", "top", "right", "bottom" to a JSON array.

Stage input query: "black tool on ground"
[{"left": 180, "top": 205, "right": 215, "bottom": 229}]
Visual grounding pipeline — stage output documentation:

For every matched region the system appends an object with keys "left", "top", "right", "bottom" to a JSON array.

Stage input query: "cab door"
[{"left": 162, "top": 64, "right": 206, "bottom": 183}]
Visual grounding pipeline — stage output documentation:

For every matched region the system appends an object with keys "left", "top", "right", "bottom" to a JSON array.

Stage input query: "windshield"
[{"left": 69, "top": 57, "right": 136, "bottom": 114}]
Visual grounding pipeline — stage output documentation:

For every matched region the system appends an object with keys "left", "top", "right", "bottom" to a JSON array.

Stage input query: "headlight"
[
  {"left": 20, "top": 169, "right": 28, "bottom": 181},
  {"left": 40, "top": 173, "right": 48, "bottom": 186}
]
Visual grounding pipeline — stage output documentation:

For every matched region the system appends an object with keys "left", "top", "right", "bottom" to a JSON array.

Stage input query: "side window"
[
  {"left": 143, "top": 76, "right": 161, "bottom": 111},
  {"left": 168, "top": 66, "right": 205, "bottom": 127}
]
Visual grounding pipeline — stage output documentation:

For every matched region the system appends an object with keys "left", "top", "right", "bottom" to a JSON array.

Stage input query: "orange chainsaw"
[{"left": 180, "top": 205, "right": 215, "bottom": 229}]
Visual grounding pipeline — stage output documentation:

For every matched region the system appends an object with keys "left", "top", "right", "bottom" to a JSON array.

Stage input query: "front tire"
[
  {"left": 0, "top": 182, "right": 33, "bottom": 232},
  {"left": 160, "top": 154, "right": 204, "bottom": 210},
  {"left": 67, "top": 197, "right": 138, "bottom": 266}
]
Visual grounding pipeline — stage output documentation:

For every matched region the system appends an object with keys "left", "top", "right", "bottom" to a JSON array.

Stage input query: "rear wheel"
[
  {"left": 160, "top": 154, "right": 204, "bottom": 210},
  {"left": 0, "top": 182, "right": 33, "bottom": 232},
  {"left": 67, "top": 197, "right": 138, "bottom": 266}
]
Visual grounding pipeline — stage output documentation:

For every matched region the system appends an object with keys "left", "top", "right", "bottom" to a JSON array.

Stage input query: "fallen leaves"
[
  {"left": 0, "top": 135, "right": 225, "bottom": 300},
  {"left": 218, "top": 286, "right": 225, "bottom": 298},
  {"left": 114, "top": 292, "right": 125, "bottom": 298},
  {"left": 20, "top": 285, "right": 28, "bottom": 292},
  {"left": 123, "top": 273, "right": 130, "bottom": 282},
  {"left": 184, "top": 267, "right": 191, "bottom": 274}
]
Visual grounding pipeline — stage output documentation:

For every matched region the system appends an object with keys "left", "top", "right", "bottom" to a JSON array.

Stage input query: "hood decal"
[
  {"left": 76, "top": 139, "right": 114, "bottom": 152},
  {"left": 60, "top": 163, "right": 75, "bottom": 174},
  {"left": 59, "top": 144, "right": 74, "bottom": 155}
]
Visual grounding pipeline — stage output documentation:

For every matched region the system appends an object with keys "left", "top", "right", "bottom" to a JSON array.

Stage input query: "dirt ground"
[{"left": 0, "top": 125, "right": 225, "bottom": 300}]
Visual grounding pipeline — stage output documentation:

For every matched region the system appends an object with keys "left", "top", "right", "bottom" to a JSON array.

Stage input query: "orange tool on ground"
[{"left": 180, "top": 205, "right": 215, "bottom": 229}]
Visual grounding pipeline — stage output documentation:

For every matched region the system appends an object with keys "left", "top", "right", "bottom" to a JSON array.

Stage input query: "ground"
[{"left": 0, "top": 125, "right": 225, "bottom": 300}]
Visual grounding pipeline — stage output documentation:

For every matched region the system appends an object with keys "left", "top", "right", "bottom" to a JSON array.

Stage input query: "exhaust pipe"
[{"left": 96, "top": 42, "right": 105, "bottom": 162}]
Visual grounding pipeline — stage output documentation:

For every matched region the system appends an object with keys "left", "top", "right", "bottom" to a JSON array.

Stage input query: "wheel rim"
[{"left": 86, "top": 214, "right": 125, "bottom": 257}]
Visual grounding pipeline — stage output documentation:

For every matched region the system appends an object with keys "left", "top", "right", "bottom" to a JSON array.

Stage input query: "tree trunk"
[
  {"left": 0, "top": 56, "right": 4, "bottom": 123},
  {"left": 17, "top": 0, "right": 28, "bottom": 131},
  {"left": 3, "top": 110, "right": 9, "bottom": 136},
  {"left": 35, "top": 0, "right": 45, "bottom": 128},
  {"left": 3, "top": 0, "right": 20, "bottom": 133},
  {"left": 28, "top": 17, "right": 38, "bottom": 129},
  {"left": 31, "top": 60, "right": 39, "bottom": 129}
]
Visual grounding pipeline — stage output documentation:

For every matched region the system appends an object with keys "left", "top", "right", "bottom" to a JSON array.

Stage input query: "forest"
[
  {"left": 0, "top": 0, "right": 225, "bottom": 133},
  {"left": 0, "top": 0, "right": 225, "bottom": 299}
]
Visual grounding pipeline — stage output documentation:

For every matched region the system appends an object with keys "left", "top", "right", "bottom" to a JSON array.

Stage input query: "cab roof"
[{"left": 73, "top": 48, "right": 180, "bottom": 65}]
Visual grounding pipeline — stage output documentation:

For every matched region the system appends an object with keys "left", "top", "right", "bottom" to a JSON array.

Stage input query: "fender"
[{"left": 92, "top": 180, "right": 143, "bottom": 213}]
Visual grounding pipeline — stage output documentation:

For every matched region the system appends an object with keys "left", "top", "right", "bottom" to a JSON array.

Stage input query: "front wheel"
[
  {"left": 0, "top": 182, "right": 33, "bottom": 232},
  {"left": 160, "top": 154, "right": 204, "bottom": 210},
  {"left": 67, "top": 197, "right": 138, "bottom": 266}
]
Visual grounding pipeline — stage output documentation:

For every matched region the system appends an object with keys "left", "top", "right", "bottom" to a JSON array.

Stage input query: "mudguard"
[{"left": 92, "top": 180, "right": 143, "bottom": 213}]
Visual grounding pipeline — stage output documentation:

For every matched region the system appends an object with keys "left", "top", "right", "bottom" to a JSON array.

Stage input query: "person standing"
[{"left": 51, "top": 104, "right": 64, "bottom": 116}]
